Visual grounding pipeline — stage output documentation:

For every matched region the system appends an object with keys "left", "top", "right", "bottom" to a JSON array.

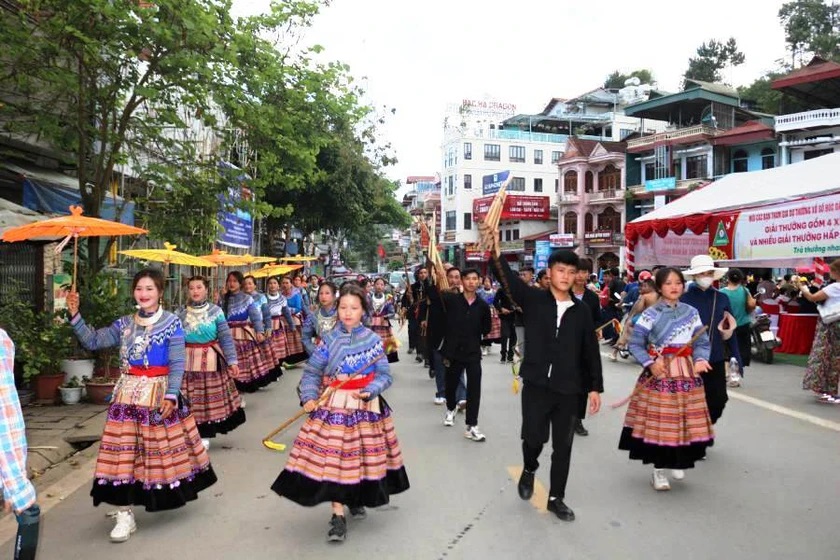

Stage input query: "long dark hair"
[
  {"left": 339, "top": 283, "right": 370, "bottom": 314},
  {"left": 224, "top": 271, "right": 245, "bottom": 315}
]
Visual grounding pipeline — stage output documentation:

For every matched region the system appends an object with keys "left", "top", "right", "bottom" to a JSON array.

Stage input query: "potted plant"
[
  {"left": 84, "top": 375, "right": 117, "bottom": 405},
  {"left": 59, "top": 376, "right": 83, "bottom": 405},
  {"left": 29, "top": 313, "right": 73, "bottom": 403}
]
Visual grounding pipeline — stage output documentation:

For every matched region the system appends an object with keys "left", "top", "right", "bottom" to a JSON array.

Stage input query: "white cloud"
[{"left": 232, "top": 0, "right": 790, "bottom": 184}]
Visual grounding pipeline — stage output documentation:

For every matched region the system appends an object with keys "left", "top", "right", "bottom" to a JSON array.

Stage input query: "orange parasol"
[
  {"left": 249, "top": 263, "right": 303, "bottom": 279},
  {"left": 0, "top": 205, "right": 148, "bottom": 290},
  {"left": 198, "top": 249, "right": 276, "bottom": 267}
]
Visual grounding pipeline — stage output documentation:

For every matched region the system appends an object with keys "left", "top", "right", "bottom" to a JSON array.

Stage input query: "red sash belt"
[
  {"left": 186, "top": 341, "right": 215, "bottom": 348},
  {"left": 128, "top": 365, "right": 170, "bottom": 377},
  {"left": 329, "top": 373, "right": 374, "bottom": 390},
  {"left": 228, "top": 321, "right": 248, "bottom": 327},
  {"left": 648, "top": 346, "right": 693, "bottom": 357}
]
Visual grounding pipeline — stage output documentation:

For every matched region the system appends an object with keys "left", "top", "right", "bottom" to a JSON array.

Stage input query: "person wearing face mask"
[{"left": 680, "top": 255, "right": 742, "bottom": 426}]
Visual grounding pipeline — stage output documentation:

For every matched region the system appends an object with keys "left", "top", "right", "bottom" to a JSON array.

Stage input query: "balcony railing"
[
  {"left": 774, "top": 108, "right": 840, "bottom": 133},
  {"left": 626, "top": 125, "right": 719, "bottom": 151},
  {"left": 558, "top": 192, "right": 582, "bottom": 204},
  {"left": 588, "top": 189, "right": 625, "bottom": 202}
]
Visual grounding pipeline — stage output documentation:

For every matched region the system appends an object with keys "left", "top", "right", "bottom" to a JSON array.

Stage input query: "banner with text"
[
  {"left": 482, "top": 171, "right": 511, "bottom": 195},
  {"left": 473, "top": 195, "right": 551, "bottom": 221},
  {"left": 534, "top": 240, "right": 551, "bottom": 270},
  {"left": 732, "top": 193, "right": 840, "bottom": 261},
  {"left": 634, "top": 231, "right": 709, "bottom": 267}
]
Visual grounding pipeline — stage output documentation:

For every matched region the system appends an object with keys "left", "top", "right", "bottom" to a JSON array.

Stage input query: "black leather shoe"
[
  {"left": 547, "top": 499, "right": 575, "bottom": 522},
  {"left": 574, "top": 420, "right": 589, "bottom": 437},
  {"left": 517, "top": 469, "right": 535, "bottom": 500}
]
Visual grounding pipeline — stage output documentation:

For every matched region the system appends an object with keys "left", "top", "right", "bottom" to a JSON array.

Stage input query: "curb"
[{"left": 26, "top": 408, "right": 108, "bottom": 481}]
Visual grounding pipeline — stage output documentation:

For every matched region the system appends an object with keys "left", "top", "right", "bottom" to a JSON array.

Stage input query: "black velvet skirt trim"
[
  {"left": 91, "top": 467, "right": 218, "bottom": 512},
  {"left": 386, "top": 352, "right": 399, "bottom": 363},
  {"left": 282, "top": 352, "right": 309, "bottom": 366},
  {"left": 234, "top": 366, "right": 280, "bottom": 393},
  {"left": 197, "top": 407, "right": 246, "bottom": 438},
  {"left": 618, "top": 427, "right": 711, "bottom": 469},
  {"left": 270, "top": 468, "right": 410, "bottom": 508}
]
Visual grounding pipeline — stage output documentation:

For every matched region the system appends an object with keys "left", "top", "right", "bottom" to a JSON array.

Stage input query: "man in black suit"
[{"left": 488, "top": 247, "right": 603, "bottom": 522}]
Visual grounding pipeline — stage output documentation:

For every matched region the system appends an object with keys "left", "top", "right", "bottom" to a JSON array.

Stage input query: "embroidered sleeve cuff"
[
  {"left": 165, "top": 393, "right": 178, "bottom": 402},
  {"left": 642, "top": 359, "right": 654, "bottom": 368}
]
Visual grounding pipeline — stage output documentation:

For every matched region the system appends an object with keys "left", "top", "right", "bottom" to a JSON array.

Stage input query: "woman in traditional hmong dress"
[
  {"left": 66, "top": 269, "right": 216, "bottom": 543},
  {"left": 271, "top": 284, "right": 410, "bottom": 543},
  {"left": 478, "top": 276, "right": 500, "bottom": 356},
  {"left": 618, "top": 267, "right": 714, "bottom": 492},
  {"left": 243, "top": 274, "right": 282, "bottom": 382},
  {"left": 798, "top": 259, "right": 840, "bottom": 402},
  {"left": 302, "top": 281, "right": 339, "bottom": 356},
  {"left": 265, "top": 276, "right": 293, "bottom": 371},
  {"left": 306, "top": 275, "right": 321, "bottom": 313},
  {"left": 178, "top": 276, "right": 245, "bottom": 450},
  {"left": 368, "top": 277, "right": 399, "bottom": 363},
  {"left": 221, "top": 271, "right": 272, "bottom": 393},
  {"left": 280, "top": 275, "right": 309, "bottom": 365}
]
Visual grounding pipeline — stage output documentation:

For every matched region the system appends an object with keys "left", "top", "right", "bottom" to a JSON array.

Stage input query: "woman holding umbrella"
[
  {"left": 66, "top": 269, "right": 216, "bottom": 543},
  {"left": 179, "top": 275, "right": 246, "bottom": 451}
]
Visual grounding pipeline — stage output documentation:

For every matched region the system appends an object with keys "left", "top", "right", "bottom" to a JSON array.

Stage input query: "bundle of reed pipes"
[{"left": 424, "top": 212, "right": 449, "bottom": 290}]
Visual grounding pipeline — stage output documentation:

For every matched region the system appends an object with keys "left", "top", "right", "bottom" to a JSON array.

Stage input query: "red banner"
[
  {"left": 708, "top": 211, "right": 740, "bottom": 260},
  {"left": 472, "top": 195, "right": 551, "bottom": 221}
]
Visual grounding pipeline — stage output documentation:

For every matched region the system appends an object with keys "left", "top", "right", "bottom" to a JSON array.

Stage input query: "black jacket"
[
  {"left": 419, "top": 283, "right": 447, "bottom": 352},
  {"left": 575, "top": 288, "right": 602, "bottom": 328},
  {"left": 493, "top": 288, "right": 517, "bottom": 323},
  {"left": 494, "top": 256, "right": 603, "bottom": 395},
  {"left": 430, "top": 285, "right": 491, "bottom": 362}
]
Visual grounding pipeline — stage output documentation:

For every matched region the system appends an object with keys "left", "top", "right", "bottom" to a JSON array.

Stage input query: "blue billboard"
[{"left": 482, "top": 170, "right": 511, "bottom": 195}]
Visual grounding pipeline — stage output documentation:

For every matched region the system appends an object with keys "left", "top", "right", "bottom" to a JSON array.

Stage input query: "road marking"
[
  {"left": 727, "top": 391, "right": 840, "bottom": 432},
  {"left": 506, "top": 466, "right": 548, "bottom": 512},
  {"left": 0, "top": 445, "right": 100, "bottom": 546}
]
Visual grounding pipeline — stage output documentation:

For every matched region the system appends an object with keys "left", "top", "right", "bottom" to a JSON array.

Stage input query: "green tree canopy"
[
  {"left": 779, "top": 0, "right": 840, "bottom": 66},
  {"left": 683, "top": 37, "right": 745, "bottom": 85},
  {"left": 603, "top": 69, "right": 655, "bottom": 89}
]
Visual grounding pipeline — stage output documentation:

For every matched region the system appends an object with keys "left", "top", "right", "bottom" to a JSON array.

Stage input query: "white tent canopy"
[{"left": 630, "top": 152, "right": 840, "bottom": 223}]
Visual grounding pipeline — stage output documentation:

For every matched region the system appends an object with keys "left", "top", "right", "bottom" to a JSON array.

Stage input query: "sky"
[{"left": 231, "top": 0, "right": 791, "bottom": 187}]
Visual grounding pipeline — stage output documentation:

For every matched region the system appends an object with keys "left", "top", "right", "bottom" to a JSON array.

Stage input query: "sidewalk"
[{"left": 22, "top": 402, "right": 108, "bottom": 481}]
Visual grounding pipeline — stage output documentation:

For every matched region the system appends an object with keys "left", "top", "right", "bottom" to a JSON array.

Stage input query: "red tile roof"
[
  {"left": 711, "top": 120, "right": 775, "bottom": 146},
  {"left": 772, "top": 56, "right": 840, "bottom": 90}
]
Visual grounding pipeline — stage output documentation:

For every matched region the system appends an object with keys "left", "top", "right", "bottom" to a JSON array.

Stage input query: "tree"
[
  {"left": 778, "top": 0, "right": 840, "bottom": 66},
  {"left": 683, "top": 37, "right": 746, "bottom": 85},
  {"left": 603, "top": 69, "right": 655, "bottom": 88}
]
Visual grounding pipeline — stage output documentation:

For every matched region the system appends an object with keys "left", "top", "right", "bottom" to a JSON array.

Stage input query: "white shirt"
[
  {"left": 823, "top": 282, "right": 840, "bottom": 305},
  {"left": 556, "top": 300, "right": 575, "bottom": 329}
]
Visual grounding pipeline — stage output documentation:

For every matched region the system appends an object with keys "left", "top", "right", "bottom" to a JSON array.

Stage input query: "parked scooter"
[{"left": 751, "top": 312, "right": 780, "bottom": 364}]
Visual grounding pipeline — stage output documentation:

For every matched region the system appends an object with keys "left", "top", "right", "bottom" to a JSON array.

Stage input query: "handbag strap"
[{"left": 708, "top": 291, "right": 718, "bottom": 355}]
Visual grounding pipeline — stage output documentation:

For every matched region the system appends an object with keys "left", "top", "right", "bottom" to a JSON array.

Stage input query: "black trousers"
[
  {"left": 407, "top": 315, "right": 419, "bottom": 350},
  {"left": 499, "top": 318, "right": 517, "bottom": 360},
  {"left": 521, "top": 384, "right": 579, "bottom": 500},
  {"left": 576, "top": 393, "right": 587, "bottom": 421},
  {"left": 445, "top": 359, "right": 482, "bottom": 426},
  {"left": 702, "top": 360, "right": 728, "bottom": 424},
  {"left": 734, "top": 323, "right": 752, "bottom": 368}
]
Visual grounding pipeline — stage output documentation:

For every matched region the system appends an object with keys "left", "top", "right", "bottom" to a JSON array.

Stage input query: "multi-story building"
[
  {"left": 623, "top": 79, "right": 774, "bottom": 221},
  {"left": 557, "top": 137, "right": 627, "bottom": 270},
  {"left": 401, "top": 175, "right": 441, "bottom": 263},
  {"left": 440, "top": 85, "right": 661, "bottom": 268},
  {"left": 771, "top": 56, "right": 840, "bottom": 164}
]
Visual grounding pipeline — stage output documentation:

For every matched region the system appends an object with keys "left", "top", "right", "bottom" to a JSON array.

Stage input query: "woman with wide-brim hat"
[{"left": 680, "top": 255, "right": 743, "bottom": 426}]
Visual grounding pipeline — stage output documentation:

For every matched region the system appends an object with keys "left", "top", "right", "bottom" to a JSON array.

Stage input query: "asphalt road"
[{"left": 3, "top": 336, "right": 839, "bottom": 560}]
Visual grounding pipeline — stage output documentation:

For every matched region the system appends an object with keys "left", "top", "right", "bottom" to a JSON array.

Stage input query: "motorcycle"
[{"left": 750, "top": 312, "right": 780, "bottom": 364}]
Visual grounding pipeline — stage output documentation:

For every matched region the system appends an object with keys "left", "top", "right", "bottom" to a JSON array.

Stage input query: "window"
[
  {"left": 445, "top": 211, "right": 456, "bottom": 231},
  {"left": 685, "top": 155, "right": 708, "bottom": 179},
  {"left": 512, "top": 229, "right": 520, "bottom": 240},
  {"left": 509, "top": 145, "right": 525, "bottom": 163},
  {"left": 534, "top": 149, "right": 543, "bottom": 164},
  {"left": 534, "top": 178, "right": 543, "bottom": 192},
  {"left": 555, "top": 178, "right": 559, "bottom": 192},
  {"left": 585, "top": 171, "right": 594, "bottom": 193},
  {"left": 598, "top": 207, "right": 621, "bottom": 233},
  {"left": 564, "top": 211, "right": 577, "bottom": 235},
  {"left": 804, "top": 148, "right": 833, "bottom": 160},
  {"left": 446, "top": 175, "right": 456, "bottom": 196},
  {"left": 599, "top": 164, "right": 621, "bottom": 191},
  {"left": 464, "top": 212, "right": 472, "bottom": 230},
  {"left": 484, "top": 144, "right": 501, "bottom": 161},
  {"left": 563, "top": 170, "right": 578, "bottom": 193},
  {"left": 761, "top": 148, "right": 775, "bottom": 170},
  {"left": 464, "top": 174, "right": 472, "bottom": 189},
  {"left": 510, "top": 176, "right": 526, "bottom": 191},
  {"left": 464, "top": 142, "right": 472, "bottom": 160},
  {"left": 643, "top": 162, "right": 655, "bottom": 182},
  {"left": 732, "top": 150, "right": 748, "bottom": 173},
  {"left": 584, "top": 213, "right": 594, "bottom": 233},
  {"left": 551, "top": 151, "right": 562, "bottom": 164},
  {"left": 505, "top": 229, "right": 512, "bottom": 241}
]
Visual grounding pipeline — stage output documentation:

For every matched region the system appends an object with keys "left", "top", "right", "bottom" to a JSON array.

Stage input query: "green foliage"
[
  {"left": 778, "top": 0, "right": 840, "bottom": 65},
  {"left": 61, "top": 376, "right": 82, "bottom": 389},
  {"left": 684, "top": 37, "right": 745, "bottom": 84},
  {"left": 603, "top": 69, "right": 655, "bottom": 88},
  {"left": 71, "top": 268, "right": 133, "bottom": 367},
  {"left": 387, "top": 259, "right": 404, "bottom": 271}
]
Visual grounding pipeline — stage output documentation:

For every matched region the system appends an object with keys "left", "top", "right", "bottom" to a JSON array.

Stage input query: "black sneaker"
[
  {"left": 547, "top": 498, "right": 575, "bottom": 522},
  {"left": 574, "top": 420, "right": 589, "bottom": 437},
  {"left": 415, "top": 356, "right": 423, "bottom": 363},
  {"left": 327, "top": 514, "right": 347, "bottom": 542},
  {"left": 517, "top": 469, "right": 535, "bottom": 500},
  {"left": 349, "top": 506, "right": 367, "bottom": 520},
  {"left": 500, "top": 356, "right": 507, "bottom": 364}
]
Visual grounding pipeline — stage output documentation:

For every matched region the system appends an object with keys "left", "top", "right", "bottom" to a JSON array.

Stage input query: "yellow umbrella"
[
  {"left": 119, "top": 242, "right": 217, "bottom": 268},
  {"left": 198, "top": 249, "right": 252, "bottom": 267},
  {"left": 249, "top": 264, "right": 303, "bottom": 279},
  {"left": 280, "top": 256, "right": 319, "bottom": 262}
]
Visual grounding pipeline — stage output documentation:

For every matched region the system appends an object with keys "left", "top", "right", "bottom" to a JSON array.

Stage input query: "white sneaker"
[
  {"left": 444, "top": 410, "right": 456, "bottom": 427},
  {"left": 465, "top": 426, "right": 486, "bottom": 442},
  {"left": 434, "top": 397, "right": 446, "bottom": 405},
  {"left": 201, "top": 438, "right": 211, "bottom": 451},
  {"left": 651, "top": 469, "right": 670, "bottom": 491},
  {"left": 670, "top": 469, "right": 685, "bottom": 481},
  {"left": 481, "top": 347, "right": 488, "bottom": 356},
  {"left": 240, "top": 397, "right": 246, "bottom": 409},
  {"left": 109, "top": 510, "right": 136, "bottom": 543},
  {"left": 727, "top": 373, "right": 742, "bottom": 387}
]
